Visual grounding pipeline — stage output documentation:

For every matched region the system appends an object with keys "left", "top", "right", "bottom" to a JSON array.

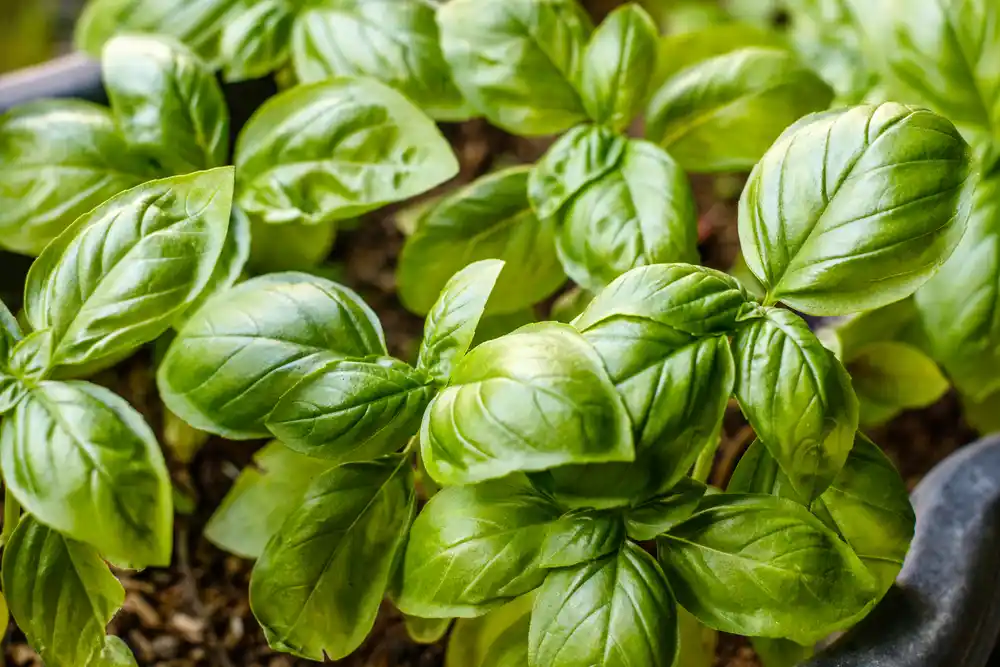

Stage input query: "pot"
[{"left": 2, "top": 53, "right": 1000, "bottom": 667}]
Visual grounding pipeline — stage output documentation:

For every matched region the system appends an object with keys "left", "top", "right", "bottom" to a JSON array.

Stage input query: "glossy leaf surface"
[
  {"left": 251, "top": 455, "right": 414, "bottom": 660},
  {"left": 421, "top": 323, "right": 633, "bottom": 486},
  {"left": 397, "top": 478, "right": 560, "bottom": 617},
  {"left": 0, "top": 382, "right": 172, "bottom": 567},
  {"left": 739, "top": 103, "right": 973, "bottom": 315},
  {"left": 235, "top": 78, "right": 458, "bottom": 225},
  {"left": 438, "top": 0, "right": 592, "bottom": 135},
  {"left": 399, "top": 167, "right": 564, "bottom": 316},
  {"left": 159, "top": 272, "right": 385, "bottom": 438}
]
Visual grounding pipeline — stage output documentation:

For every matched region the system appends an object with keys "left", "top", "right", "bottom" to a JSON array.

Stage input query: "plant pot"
[{"left": 2, "top": 53, "right": 1000, "bottom": 667}]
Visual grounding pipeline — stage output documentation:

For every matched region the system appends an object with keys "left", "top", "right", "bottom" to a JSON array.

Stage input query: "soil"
[{"left": 0, "top": 4, "right": 986, "bottom": 665}]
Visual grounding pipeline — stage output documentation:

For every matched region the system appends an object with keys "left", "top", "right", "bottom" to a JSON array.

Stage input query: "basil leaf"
[
  {"left": 860, "top": 0, "right": 1000, "bottom": 141},
  {"left": 472, "top": 309, "right": 538, "bottom": 348},
  {"left": 729, "top": 436, "right": 915, "bottom": 594},
  {"left": 446, "top": 594, "right": 536, "bottom": 667},
  {"left": 204, "top": 441, "right": 338, "bottom": 559},
  {"left": 577, "top": 4, "right": 658, "bottom": 131},
  {"left": 219, "top": 0, "right": 296, "bottom": 81},
  {"left": 960, "top": 388, "right": 1000, "bottom": 435},
  {"left": 0, "top": 100, "right": 156, "bottom": 256},
  {"left": 292, "top": 0, "right": 469, "bottom": 121},
  {"left": 539, "top": 509, "right": 625, "bottom": 569},
  {"left": 159, "top": 272, "right": 385, "bottom": 438},
  {"left": 0, "top": 297, "right": 21, "bottom": 358},
  {"left": 399, "top": 167, "right": 564, "bottom": 316},
  {"left": 734, "top": 308, "right": 858, "bottom": 501},
  {"left": 250, "top": 455, "right": 414, "bottom": 660},
  {"left": 6, "top": 331, "right": 52, "bottom": 384},
  {"left": 248, "top": 218, "right": 337, "bottom": 273},
  {"left": 658, "top": 494, "right": 878, "bottom": 643},
  {"left": 266, "top": 357, "right": 435, "bottom": 461},
  {"left": 0, "top": 381, "right": 172, "bottom": 567},
  {"left": 179, "top": 204, "right": 252, "bottom": 324},
  {"left": 739, "top": 103, "right": 973, "bottom": 315},
  {"left": 531, "top": 126, "right": 699, "bottom": 291},
  {"left": 2, "top": 516, "right": 124, "bottom": 667},
  {"left": 421, "top": 322, "right": 634, "bottom": 486},
  {"left": 234, "top": 78, "right": 458, "bottom": 226},
  {"left": 847, "top": 341, "right": 948, "bottom": 426},
  {"left": 819, "top": 298, "right": 919, "bottom": 362},
  {"left": 652, "top": 23, "right": 788, "bottom": 90},
  {"left": 405, "top": 615, "right": 452, "bottom": 645},
  {"left": 75, "top": 0, "right": 243, "bottom": 64},
  {"left": 536, "top": 266, "right": 744, "bottom": 506},
  {"left": 752, "top": 638, "right": 814, "bottom": 667},
  {"left": 647, "top": 48, "right": 833, "bottom": 173},
  {"left": 438, "top": 0, "right": 592, "bottom": 135},
  {"left": 550, "top": 286, "right": 593, "bottom": 323},
  {"left": 418, "top": 260, "right": 505, "bottom": 383},
  {"left": 916, "top": 170, "right": 1000, "bottom": 400},
  {"left": 98, "top": 636, "right": 139, "bottom": 666},
  {"left": 103, "top": 35, "right": 228, "bottom": 174},
  {"left": 676, "top": 608, "right": 717, "bottom": 667},
  {"left": 23, "top": 168, "right": 233, "bottom": 374},
  {"left": 396, "top": 477, "right": 560, "bottom": 617},
  {"left": 625, "top": 478, "right": 707, "bottom": 541},
  {"left": 482, "top": 612, "right": 530, "bottom": 667},
  {"left": 529, "top": 542, "right": 678, "bottom": 667}
]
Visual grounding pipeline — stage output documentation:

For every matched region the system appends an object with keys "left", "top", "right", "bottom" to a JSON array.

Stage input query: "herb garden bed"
[{"left": 2, "top": 1, "right": 1000, "bottom": 666}]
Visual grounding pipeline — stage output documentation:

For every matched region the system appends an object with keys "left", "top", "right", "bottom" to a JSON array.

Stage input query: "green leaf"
[
  {"left": 625, "top": 478, "right": 707, "bottom": 541},
  {"left": 103, "top": 34, "right": 229, "bottom": 173},
  {"left": 445, "top": 594, "right": 536, "bottom": 667},
  {"left": 753, "top": 637, "right": 813, "bottom": 667},
  {"left": 405, "top": 615, "right": 452, "bottom": 645},
  {"left": 676, "top": 607, "right": 717, "bottom": 667},
  {"left": 247, "top": 218, "right": 337, "bottom": 273},
  {"left": 577, "top": 4, "right": 659, "bottom": 131},
  {"left": 916, "top": 170, "right": 1000, "bottom": 400},
  {"left": 204, "top": 441, "right": 338, "bottom": 559},
  {"left": 0, "top": 100, "right": 156, "bottom": 256},
  {"left": 1, "top": 381, "right": 172, "bottom": 567},
  {"left": 24, "top": 168, "right": 234, "bottom": 375},
  {"left": 857, "top": 0, "right": 1000, "bottom": 141},
  {"left": 291, "top": 0, "right": 469, "bottom": 121},
  {"left": 418, "top": 260, "right": 505, "bottom": 383},
  {"left": 847, "top": 341, "right": 949, "bottom": 425},
  {"left": 158, "top": 272, "right": 385, "bottom": 438},
  {"left": 75, "top": 0, "right": 244, "bottom": 64},
  {"left": 536, "top": 265, "right": 744, "bottom": 506},
  {"left": 658, "top": 494, "right": 878, "bottom": 643},
  {"left": 396, "top": 477, "right": 560, "bottom": 617},
  {"left": 2, "top": 516, "right": 124, "bottom": 667},
  {"left": 398, "top": 167, "right": 565, "bottom": 316},
  {"left": 250, "top": 455, "right": 414, "bottom": 660},
  {"left": 420, "top": 322, "right": 634, "bottom": 486},
  {"left": 646, "top": 48, "right": 833, "bottom": 173},
  {"left": 234, "top": 78, "right": 458, "bottom": 226},
  {"left": 266, "top": 357, "right": 435, "bottom": 461},
  {"left": 473, "top": 309, "right": 538, "bottom": 348},
  {"left": 652, "top": 22, "right": 788, "bottom": 90},
  {"left": 482, "top": 612, "right": 530, "bottom": 667},
  {"left": 97, "top": 636, "right": 139, "bottom": 666},
  {"left": 738, "top": 103, "right": 973, "bottom": 315},
  {"left": 179, "top": 204, "right": 252, "bottom": 324},
  {"left": 529, "top": 542, "right": 678, "bottom": 667},
  {"left": 219, "top": 0, "right": 296, "bottom": 81},
  {"left": 438, "top": 0, "right": 592, "bottom": 135},
  {"left": 539, "top": 509, "right": 625, "bottom": 568},
  {"left": 530, "top": 126, "right": 699, "bottom": 291},
  {"left": 818, "top": 298, "right": 920, "bottom": 362},
  {"left": 550, "top": 286, "right": 593, "bottom": 323},
  {"left": 729, "top": 436, "right": 915, "bottom": 595},
  {"left": 733, "top": 308, "right": 858, "bottom": 501}
]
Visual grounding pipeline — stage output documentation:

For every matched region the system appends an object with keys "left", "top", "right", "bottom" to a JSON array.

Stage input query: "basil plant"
[
  {"left": 158, "top": 101, "right": 972, "bottom": 665},
  {"left": 397, "top": 0, "right": 834, "bottom": 318},
  {"left": 0, "top": 165, "right": 242, "bottom": 667},
  {"left": 0, "top": 31, "right": 457, "bottom": 269}
]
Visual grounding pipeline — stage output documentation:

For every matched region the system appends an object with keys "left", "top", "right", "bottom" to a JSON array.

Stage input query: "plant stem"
[{"left": 692, "top": 437, "right": 721, "bottom": 484}]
